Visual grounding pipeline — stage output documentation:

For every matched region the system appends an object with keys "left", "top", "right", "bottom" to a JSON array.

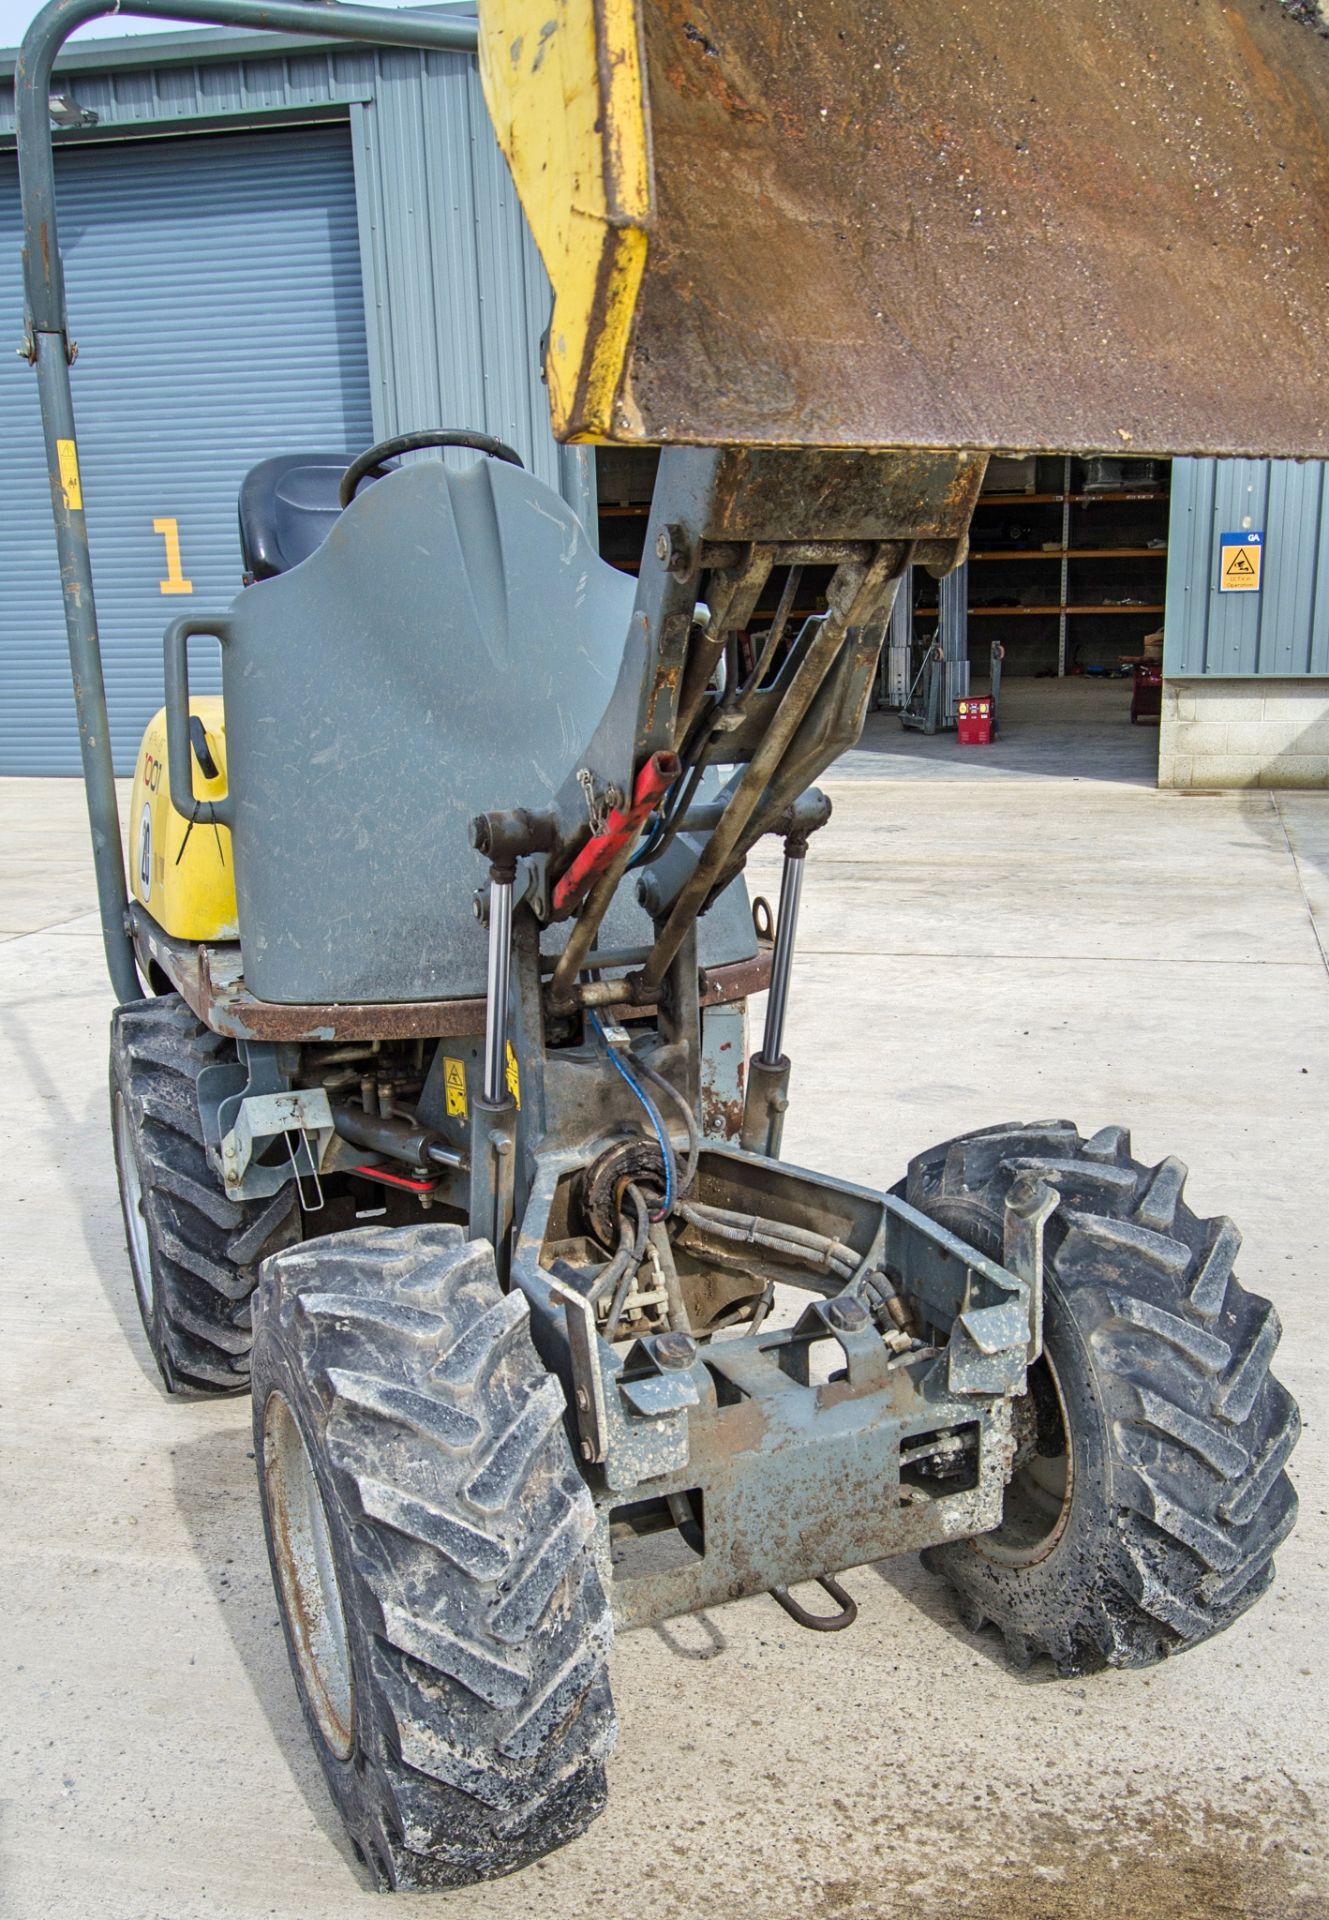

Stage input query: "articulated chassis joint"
[
  {"left": 453, "top": 441, "right": 1052, "bottom": 1624},
  {"left": 510, "top": 1141, "right": 1059, "bottom": 1630}
]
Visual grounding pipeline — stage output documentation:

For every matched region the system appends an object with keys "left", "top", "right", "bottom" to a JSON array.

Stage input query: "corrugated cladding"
[
  {"left": 0, "top": 125, "right": 374, "bottom": 774},
  {"left": 0, "top": 24, "right": 593, "bottom": 772},
  {"left": 1165, "top": 458, "right": 1329, "bottom": 678},
  {"left": 0, "top": 30, "right": 587, "bottom": 513}
]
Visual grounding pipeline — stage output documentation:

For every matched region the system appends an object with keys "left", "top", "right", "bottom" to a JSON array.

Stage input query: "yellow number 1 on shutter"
[{"left": 153, "top": 517, "right": 194, "bottom": 596}]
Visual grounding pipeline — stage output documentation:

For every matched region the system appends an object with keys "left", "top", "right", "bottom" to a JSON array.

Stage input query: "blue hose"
[
  {"left": 588, "top": 1011, "right": 675, "bottom": 1216},
  {"left": 625, "top": 782, "right": 675, "bottom": 871}
]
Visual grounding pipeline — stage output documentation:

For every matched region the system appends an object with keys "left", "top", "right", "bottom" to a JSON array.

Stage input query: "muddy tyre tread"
[
  {"left": 110, "top": 993, "right": 299, "bottom": 1392},
  {"left": 251, "top": 1222, "right": 615, "bottom": 1892},
  {"left": 906, "top": 1120, "right": 1299, "bottom": 1676}
]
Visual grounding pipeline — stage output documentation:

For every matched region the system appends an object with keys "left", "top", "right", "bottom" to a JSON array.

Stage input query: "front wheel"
[
  {"left": 905, "top": 1120, "right": 1299, "bottom": 1675},
  {"left": 110, "top": 995, "right": 299, "bottom": 1392},
  {"left": 251, "top": 1222, "right": 616, "bottom": 1890}
]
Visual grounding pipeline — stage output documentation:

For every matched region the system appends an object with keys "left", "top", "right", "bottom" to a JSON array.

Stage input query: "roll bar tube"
[{"left": 15, "top": 0, "right": 480, "bottom": 1003}]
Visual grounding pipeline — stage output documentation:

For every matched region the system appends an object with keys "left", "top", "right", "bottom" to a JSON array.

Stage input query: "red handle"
[{"left": 552, "top": 751, "right": 681, "bottom": 915}]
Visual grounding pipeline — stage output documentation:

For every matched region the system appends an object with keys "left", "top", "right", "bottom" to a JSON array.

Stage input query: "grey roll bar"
[{"left": 15, "top": 0, "right": 481, "bottom": 1002}]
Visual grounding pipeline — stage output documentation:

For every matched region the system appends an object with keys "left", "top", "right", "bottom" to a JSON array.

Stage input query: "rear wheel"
[
  {"left": 110, "top": 995, "right": 300, "bottom": 1393},
  {"left": 905, "top": 1120, "right": 1300, "bottom": 1674},
  {"left": 251, "top": 1222, "right": 616, "bottom": 1891}
]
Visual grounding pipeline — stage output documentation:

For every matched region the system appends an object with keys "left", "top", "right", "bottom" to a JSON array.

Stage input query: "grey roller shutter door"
[{"left": 0, "top": 124, "right": 373, "bottom": 774}]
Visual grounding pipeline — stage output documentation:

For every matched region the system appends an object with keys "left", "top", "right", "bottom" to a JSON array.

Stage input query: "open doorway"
[
  {"left": 884, "top": 453, "right": 1168, "bottom": 776},
  {"left": 593, "top": 450, "right": 1169, "bottom": 787}
]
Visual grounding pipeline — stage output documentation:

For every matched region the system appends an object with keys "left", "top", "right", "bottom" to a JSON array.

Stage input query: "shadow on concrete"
[
  {"left": 168, "top": 1426, "right": 374, "bottom": 1892},
  {"left": 0, "top": 985, "right": 173, "bottom": 1401},
  {"left": 1270, "top": 792, "right": 1329, "bottom": 975},
  {"left": 651, "top": 1610, "right": 728, "bottom": 1661},
  {"left": 10, "top": 967, "right": 369, "bottom": 1892},
  {"left": 868, "top": 1554, "right": 1064, "bottom": 1685}
]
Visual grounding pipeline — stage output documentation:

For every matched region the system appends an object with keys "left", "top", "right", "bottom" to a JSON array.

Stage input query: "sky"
[{"left": 0, "top": 0, "right": 437, "bottom": 55}]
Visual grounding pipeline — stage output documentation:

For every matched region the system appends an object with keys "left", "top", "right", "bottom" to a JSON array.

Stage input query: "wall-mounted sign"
[{"left": 1219, "top": 531, "right": 1263, "bottom": 594}]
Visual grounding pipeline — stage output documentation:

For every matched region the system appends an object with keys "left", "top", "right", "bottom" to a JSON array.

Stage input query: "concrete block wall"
[{"left": 1159, "top": 679, "right": 1329, "bottom": 789}]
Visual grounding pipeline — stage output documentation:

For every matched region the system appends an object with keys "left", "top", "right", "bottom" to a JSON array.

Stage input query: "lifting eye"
[{"left": 189, "top": 714, "right": 220, "bottom": 783}]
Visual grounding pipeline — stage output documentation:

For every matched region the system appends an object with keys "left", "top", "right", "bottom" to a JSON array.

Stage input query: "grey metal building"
[
  {"left": 3, "top": 13, "right": 1326, "bottom": 786},
  {"left": 0, "top": 9, "right": 590, "bottom": 775},
  {"left": 1161, "top": 458, "right": 1329, "bottom": 787}
]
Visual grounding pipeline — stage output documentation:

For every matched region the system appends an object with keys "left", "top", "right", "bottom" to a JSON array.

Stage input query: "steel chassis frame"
[{"left": 18, "top": 0, "right": 1057, "bottom": 1626}]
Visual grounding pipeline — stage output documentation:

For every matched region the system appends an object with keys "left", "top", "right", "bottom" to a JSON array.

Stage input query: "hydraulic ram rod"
[
  {"left": 482, "top": 872, "right": 514, "bottom": 1106},
  {"left": 760, "top": 842, "right": 805, "bottom": 1068}
]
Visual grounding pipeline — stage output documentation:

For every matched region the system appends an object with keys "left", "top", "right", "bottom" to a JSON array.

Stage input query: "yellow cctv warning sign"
[{"left": 1219, "top": 532, "right": 1263, "bottom": 593}]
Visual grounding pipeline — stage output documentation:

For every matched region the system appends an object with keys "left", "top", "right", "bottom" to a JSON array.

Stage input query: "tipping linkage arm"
[{"left": 501, "top": 446, "right": 985, "bottom": 1016}]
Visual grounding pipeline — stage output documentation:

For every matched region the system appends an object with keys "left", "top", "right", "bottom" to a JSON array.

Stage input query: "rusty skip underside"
[{"left": 608, "top": 0, "right": 1329, "bottom": 458}]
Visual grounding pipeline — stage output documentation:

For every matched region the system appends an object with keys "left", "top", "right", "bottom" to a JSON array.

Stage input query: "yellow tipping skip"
[
  {"left": 478, "top": 0, "right": 650, "bottom": 440},
  {"left": 476, "top": 0, "right": 1329, "bottom": 460}
]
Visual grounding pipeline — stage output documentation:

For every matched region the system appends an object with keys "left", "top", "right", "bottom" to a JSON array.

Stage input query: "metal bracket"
[
  {"left": 794, "top": 1295, "right": 894, "bottom": 1394},
  {"left": 546, "top": 1269, "right": 610, "bottom": 1465},
  {"left": 617, "top": 1333, "right": 703, "bottom": 1418},
  {"left": 220, "top": 1087, "right": 335, "bottom": 1201},
  {"left": 472, "top": 853, "right": 550, "bottom": 926},
  {"left": 196, "top": 1056, "right": 246, "bottom": 1154},
  {"left": 947, "top": 1299, "right": 1033, "bottom": 1397},
  {"left": 1001, "top": 1173, "right": 1060, "bottom": 1363},
  {"left": 617, "top": 1371, "right": 702, "bottom": 1418}
]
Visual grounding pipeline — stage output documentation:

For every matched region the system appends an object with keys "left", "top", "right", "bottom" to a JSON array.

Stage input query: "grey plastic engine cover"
[{"left": 216, "top": 456, "right": 755, "bottom": 1004}]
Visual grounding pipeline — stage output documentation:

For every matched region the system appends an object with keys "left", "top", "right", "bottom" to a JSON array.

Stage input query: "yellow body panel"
[
  {"left": 478, "top": 0, "right": 650, "bottom": 441},
  {"left": 129, "top": 697, "right": 238, "bottom": 942}
]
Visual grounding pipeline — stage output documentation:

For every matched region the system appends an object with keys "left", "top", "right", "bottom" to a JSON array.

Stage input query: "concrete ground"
[{"left": 3, "top": 677, "right": 1327, "bottom": 1920}]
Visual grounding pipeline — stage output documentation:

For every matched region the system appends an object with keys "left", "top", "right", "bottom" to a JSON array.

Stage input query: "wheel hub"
[
  {"left": 975, "top": 1353, "right": 1074, "bottom": 1568},
  {"left": 114, "top": 1091, "right": 154, "bottom": 1317},
  {"left": 263, "top": 1391, "right": 355, "bottom": 1759}
]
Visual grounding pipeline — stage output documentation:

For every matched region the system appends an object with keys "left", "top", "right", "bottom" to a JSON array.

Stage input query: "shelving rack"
[
  {"left": 592, "top": 451, "right": 1170, "bottom": 684},
  {"left": 595, "top": 449, "right": 835, "bottom": 628},
  {"left": 918, "top": 455, "right": 1171, "bottom": 677}
]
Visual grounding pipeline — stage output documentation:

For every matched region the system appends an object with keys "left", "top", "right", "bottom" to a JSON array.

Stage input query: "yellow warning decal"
[
  {"left": 443, "top": 1056, "right": 468, "bottom": 1120},
  {"left": 56, "top": 438, "right": 82, "bottom": 512},
  {"left": 1219, "top": 531, "right": 1263, "bottom": 594},
  {"left": 505, "top": 1042, "right": 521, "bottom": 1109}
]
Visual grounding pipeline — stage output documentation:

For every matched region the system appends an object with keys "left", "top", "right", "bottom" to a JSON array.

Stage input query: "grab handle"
[{"left": 164, "top": 614, "right": 234, "bottom": 828}]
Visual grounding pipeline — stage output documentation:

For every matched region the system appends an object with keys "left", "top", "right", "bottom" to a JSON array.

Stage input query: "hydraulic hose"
[
  {"left": 599, "top": 1183, "right": 651, "bottom": 1340},
  {"left": 588, "top": 1013, "right": 678, "bottom": 1218},
  {"left": 674, "top": 1198, "right": 859, "bottom": 1281},
  {"left": 629, "top": 1053, "right": 701, "bottom": 1195}
]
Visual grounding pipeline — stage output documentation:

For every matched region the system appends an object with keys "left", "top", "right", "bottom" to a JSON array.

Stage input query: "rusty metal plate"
[
  {"left": 697, "top": 446, "right": 986, "bottom": 542},
  {"left": 612, "top": 0, "right": 1329, "bottom": 457},
  {"left": 132, "top": 908, "right": 769, "bottom": 1043}
]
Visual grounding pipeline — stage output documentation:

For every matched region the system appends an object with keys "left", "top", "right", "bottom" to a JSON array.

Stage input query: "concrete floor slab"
[
  {"left": 2, "top": 704, "right": 1326, "bottom": 1920},
  {"left": 839, "top": 677, "right": 1161, "bottom": 785}
]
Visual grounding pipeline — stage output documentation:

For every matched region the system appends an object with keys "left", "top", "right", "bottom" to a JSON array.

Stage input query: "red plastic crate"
[
  {"left": 956, "top": 695, "right": 992, "bottom": 745},
  {"left": 1131, "top": 660, "right": 1162, "bottom": 723}
]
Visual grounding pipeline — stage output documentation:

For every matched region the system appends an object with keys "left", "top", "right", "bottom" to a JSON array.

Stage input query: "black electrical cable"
[
  {"left": 603, "top": 1183, "right": 652, "bottom": 1340},
  {"left": 627, "top": 745, "right": 715, "bottom": 874},
  {"left": 631, "top": 1053, "right": 701, "bottom": 1195}
]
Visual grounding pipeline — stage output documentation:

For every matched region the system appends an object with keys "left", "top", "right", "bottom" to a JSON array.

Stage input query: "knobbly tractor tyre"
[
  {"left": 249, "top": 1222, "right": 616, "bottom": 1891},
  {"left": 905, "top": 1120, "right": 1299, "bottom": 1676},
  {"left": 110, "top": 994, "right": 300, "bottom": 1393}
]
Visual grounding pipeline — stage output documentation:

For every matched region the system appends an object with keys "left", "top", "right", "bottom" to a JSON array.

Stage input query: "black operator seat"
[{"left": 238, "top": 453, "right": 372, "bottom": 581}]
